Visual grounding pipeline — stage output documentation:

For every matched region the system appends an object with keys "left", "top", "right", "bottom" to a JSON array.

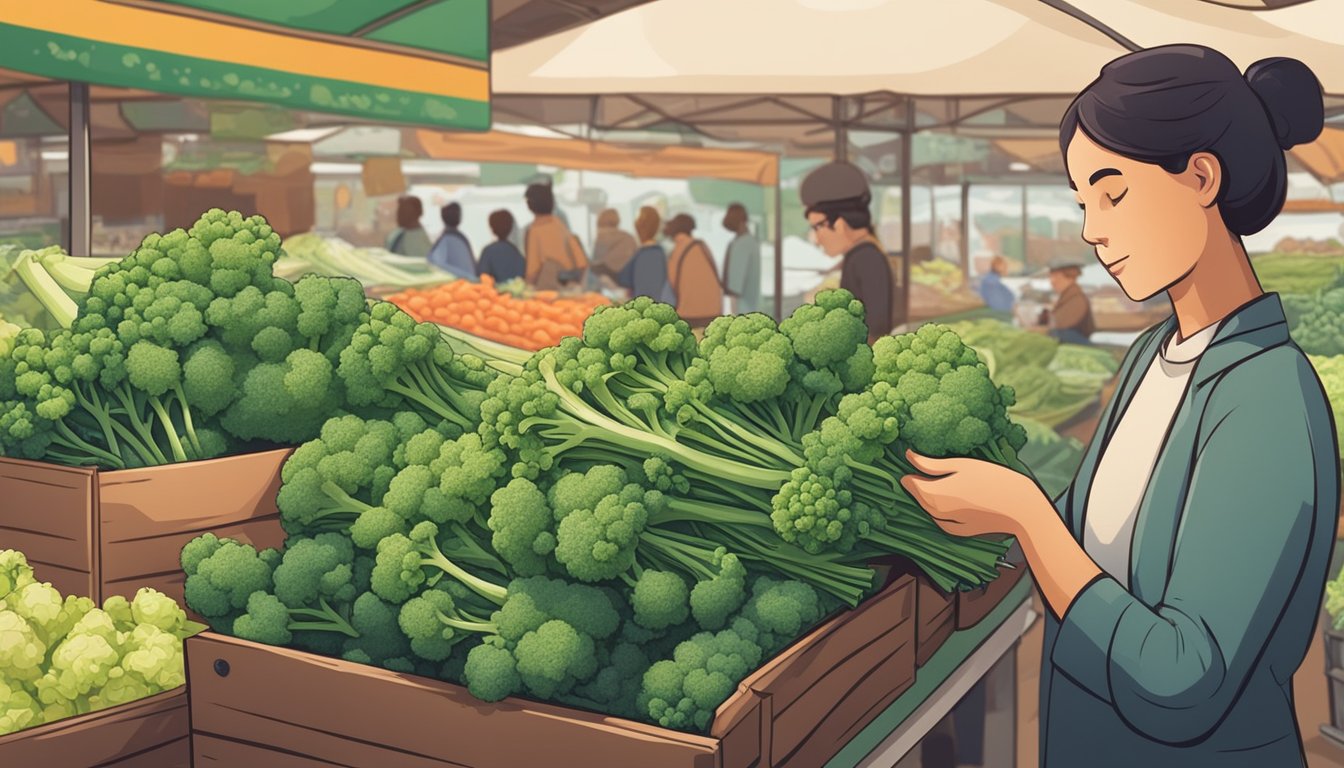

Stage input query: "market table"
[{"left": 827, "top": 576, "right": 1039, "bottom": 768}]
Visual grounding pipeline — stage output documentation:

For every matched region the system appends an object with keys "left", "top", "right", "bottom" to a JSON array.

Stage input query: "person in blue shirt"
[
  {"left": 427, "top": 202, "right": 477, "bottom": 279},
  {"left": 977, "top": 255, "right": 1016, "bottom": 312},
  {"left": 619, "top": 206, "right": 674, "bottom": 302},
  {"left": 477, "top": 209, "right": 526, "bottom": 284}
]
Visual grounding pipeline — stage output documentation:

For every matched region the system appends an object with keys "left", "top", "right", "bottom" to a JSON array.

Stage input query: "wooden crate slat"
[
  {"left": 0, "top": 457, "right": 95, "bottom": 573},
  {"left": 99, "top": 514, "right": 285, "bottom": 585},
  {"left": 0, "top": 688, "right": 188, "bottom": 766},
  {"left": 187, "top": 634, "right": 721, "bottom": 768},
  {"left": 98, "top": 450, "right": 289, "bottom": 543}
]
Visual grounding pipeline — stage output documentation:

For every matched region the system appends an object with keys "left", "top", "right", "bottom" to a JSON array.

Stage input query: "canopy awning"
[
  {"left": 0, "top": 0, "right": 490, "bottom": 130},
  {"left": 1291, "top": 126, "right": 1344, "bottom": 186},
  {"left": 495, "top": 0, "right": 1344, "bottom": 96},
  {"left": 412, "top": 129, "right": 779, "bottom": 186}
]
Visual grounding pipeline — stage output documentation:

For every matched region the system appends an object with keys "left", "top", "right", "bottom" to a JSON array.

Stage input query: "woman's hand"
[
  {"left": 902, "top": 449, "right": 1103, "bottom": 618},
  {"left": 899, "top": 449, "right": 1048, "bottom": 538}
]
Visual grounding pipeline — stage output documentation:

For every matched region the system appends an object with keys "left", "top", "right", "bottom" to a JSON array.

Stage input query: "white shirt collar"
[{"left": 1161, "top": 321, "right": 1220, "bottom": 365}]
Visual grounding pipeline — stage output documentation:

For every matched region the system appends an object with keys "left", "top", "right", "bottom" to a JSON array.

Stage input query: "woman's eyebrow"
[{"left": 1089, "top": 168, "right": 1122, "bottom": 186}]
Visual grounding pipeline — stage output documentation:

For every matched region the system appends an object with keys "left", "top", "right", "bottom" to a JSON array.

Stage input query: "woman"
[
  {"left": 664, "top": 213, "right": 723, "bottom": 327},
  {"left": 386, "top": 196, "right": 432, "bottom": 258},
  {"left": 903, "top": 46, "right": 1336, "bottom": 766},
  {"left": 721, "top": 203, "right": 762, "bottom": 315},
  {"left": 619, "top": 206, "right": 674, "bottom": 302}
]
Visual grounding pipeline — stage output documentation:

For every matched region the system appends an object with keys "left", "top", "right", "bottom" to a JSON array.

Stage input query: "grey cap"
[{"left": 799, "top": 161, "right": 871, "bottom": 209}]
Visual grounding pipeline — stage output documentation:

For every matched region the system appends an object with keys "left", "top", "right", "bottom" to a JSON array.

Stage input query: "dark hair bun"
[{"left": 1246, "top": 57, "right": 1325, "bottom": 150}]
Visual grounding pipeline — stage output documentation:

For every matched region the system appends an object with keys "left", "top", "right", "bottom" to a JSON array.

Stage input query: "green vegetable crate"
[
  {"left": 186, "top": 574, "right": 918, "bottom": 768},
  {"left": 0, "top": 688, "right": 189, "bottom": 767},
  {"left": 0, "top": 450, "right": 290, "bottom": 607}
]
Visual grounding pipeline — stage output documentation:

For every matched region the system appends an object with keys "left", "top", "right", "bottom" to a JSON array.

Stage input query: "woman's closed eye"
[{"left": 1106, "top": 189, "right": 1128, "bottom": 206}]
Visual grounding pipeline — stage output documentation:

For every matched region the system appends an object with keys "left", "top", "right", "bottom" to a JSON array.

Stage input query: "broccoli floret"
[
  {"left": 271, "top": 534, "right": 358, "bottom": 609},
  {"left": 688, "top": 548, "right": 748, "bottom": 631},
  {"left": 276, "top": 415, "right": 402, "bottom": 539},
  {"left": 740, "top": 576, "right": 827, "bottom": 654},
  {"left": 337, "top": 301, "right": 492, "bottom": 431},
  {"left": 464, "top": 640, "right": 521, "bottom": 702},
  {"left": 513, "top": 619, "right": 598, "bottom": 699},
  {"left": 631, "top": 570, "right": 690, "bottom": 631},
  {"left": 554, "top": 480, "right": 659, "bottom": 583},
  {"left": 341, "top": 592, "right": 412, "bottom": 668},
  {"left": 398, "top": 589, "right": 496, "bottom": 662},
  {"left": 638, "top": 622, "right": 764, "bottom": 732},
  {"left": 487, "top": 478, "right": 557, "bottom": 577},
  {"left": 181, "top": 536, "right": 275, "bottom": 623},
  {"left": 371, "top": 522, "right": 508, "bottom": 606}
]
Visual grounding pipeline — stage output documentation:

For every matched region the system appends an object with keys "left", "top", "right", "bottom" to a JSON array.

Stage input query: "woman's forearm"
[{"left": 1012, "top": 496, "right": 1103, "bottom": 620}]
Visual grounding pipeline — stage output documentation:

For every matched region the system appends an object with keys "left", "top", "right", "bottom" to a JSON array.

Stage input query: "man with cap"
[
  {"left": 1043, "top": 260, "right": 1095, "bottom": 345},
  {"left": 800, "top": 162, "right": 893, "bottom": 344}
]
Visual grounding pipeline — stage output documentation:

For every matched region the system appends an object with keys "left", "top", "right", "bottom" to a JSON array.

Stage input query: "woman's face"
[{"left": 1066, "top": 128, "right": 1217, "bottom": 302}]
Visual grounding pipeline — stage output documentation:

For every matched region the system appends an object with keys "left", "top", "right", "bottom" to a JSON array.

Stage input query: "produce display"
[
  {"left": 1014, "top": 416, "right": 1085, "bottom": 500},
  {"left": 181, "top": 278, "right": 1037, "bottom": 735},
  {"left": 945, "top": 318, "right": 1119, "bottom": 428},
  {"left": 388, "top": 275, "right": 611, "bottom": 351},
  {"left": 0, "top": 209, "right": 500, "bottom": 469},
  {"left": 0, "top": 245, "right": 119, "bottom": 330},
  {"left": 1284, "top": 286, "right": 1344, "bottom": 356},
  {"left": 0, "top": 549, "right": 203, "bottom": 736},
  {"left": 275, "top": 234, "right": 454, "bottom": 289},
  {"left": 911, "top": 260, "right": 965, "bottom": 295},
  {"left": 1250, "top": 252, "right": 1344, "bottom": 295},
  {"left": 1327, "top": 559, "right": 1344, "bottom": 630}
]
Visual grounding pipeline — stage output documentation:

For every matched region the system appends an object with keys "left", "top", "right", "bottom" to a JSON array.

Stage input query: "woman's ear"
[{"left": 1189, "top": 152, "right": 1222, "bottom": 208}]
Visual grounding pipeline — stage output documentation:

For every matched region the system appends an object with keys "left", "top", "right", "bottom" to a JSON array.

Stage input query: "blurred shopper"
[
  {"left": 665, "top": 214, "right": 723, "bottom": 327},
  {"left": 978, "top": 255, "right": 1016, "bottom": 312},
  {"left": 721, "top": 203, "right": 762, "bottom": 315},
  {"left": 591, "top": 208, "right": 639, "bottom": 288},
  {"left": 800, "top": 162, "right": 893, "bottom": 343},
  {"left": 477, "top": 209, "right": 526, "bottom": 284},
  {"left": 619, "top": 206, "right": 674, "bottom": 302},
  {"left": 1043, "top": 262, "right": 1094, "bottom": 344},
  {"left": 427, "top": 202, "right": 477, "bottom": 279},
  {"left": 387, "top": 196, "right": 432, "bottom": 258},
  {"left": 523, "top": 183, "right": 588, "bottom": 291}
]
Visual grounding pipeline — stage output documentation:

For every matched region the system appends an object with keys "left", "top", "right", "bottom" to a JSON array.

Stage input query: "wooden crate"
[
  {"left": 0, "top": 450, "right": 290, "bottom": 606},
  {"left": 875, "top": 558, "right": 956, "bottom": 667},
  {"left": 0, "top": 688, "right": 189, "bottom": 767},
  {"left": 956, "top": 563, "right": 1028, "bottom": 631},
  {"left": 186, "top": 574, "right": 917, "bottom": 768}
]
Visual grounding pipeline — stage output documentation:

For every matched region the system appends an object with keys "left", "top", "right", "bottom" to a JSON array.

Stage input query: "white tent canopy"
[{"left": 494, "top": 0, "right": 1344, "bottom": 97}]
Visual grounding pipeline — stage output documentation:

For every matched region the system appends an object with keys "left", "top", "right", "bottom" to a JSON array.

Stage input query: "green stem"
[
  {"left": 655, "top": 497, "right": 773, "bottom": 529},
  {"left": 146, "top": 396, "right": 189, "bottom": 463},
  {"left": 439, "top": 613, "right": 498, "bottom": 635},
  {"left": 426, "top": 549, "right": 508, "bottom": 606},
  {"left": 172, "top": 385, "right": 203, "bottom": 456},
  {"left": 288, "top": 598, "right": 360, "bottom": 637},
  {"left": 52, "top": 423, "right": 124, "bottom": 467}
]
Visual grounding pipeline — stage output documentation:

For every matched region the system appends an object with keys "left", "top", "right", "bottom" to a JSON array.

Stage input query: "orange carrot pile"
[{"left": 387, "top": 275, "right": 611, "bottom": 351}]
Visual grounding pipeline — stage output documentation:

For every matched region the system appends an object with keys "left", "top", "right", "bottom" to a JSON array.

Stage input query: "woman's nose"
[{"left": 1082, "top": 217, "right": 1108, "bottom": 248}]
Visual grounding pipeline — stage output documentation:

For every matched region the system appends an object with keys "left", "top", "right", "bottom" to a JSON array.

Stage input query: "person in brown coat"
[
  {"left": 664, "top": 214, "right": 723, "bottom": 327},
  {"left": 1044, "top": 263, "right": 1095, "bottom": 344}
]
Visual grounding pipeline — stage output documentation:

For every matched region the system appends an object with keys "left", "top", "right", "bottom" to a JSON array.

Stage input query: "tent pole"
[
  {"left": 1020, "top": 184, "right": 1029, "bottom": 267},
  {"left": 774, "top": 178, "right": 784, "bottom": 322},
  {"left": 900, "top": 99, "right": 913, "bottom": 328},
  {"left": 834, "top": 97, "right": 848, "bottom": 163},
  {"left": 929, "top": 184, "right": 937, "bottom": 259},
  {"left": 960, "top": 180, "right": 971, "bottom": 275},
  {"left": 69, "top": 81, "right": 91, "bottom": 257}
]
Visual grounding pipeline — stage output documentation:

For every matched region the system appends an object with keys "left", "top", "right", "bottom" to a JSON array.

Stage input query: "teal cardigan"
[{"left": 1040, "top": 293, "right": 1339, "bottom": 767}]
